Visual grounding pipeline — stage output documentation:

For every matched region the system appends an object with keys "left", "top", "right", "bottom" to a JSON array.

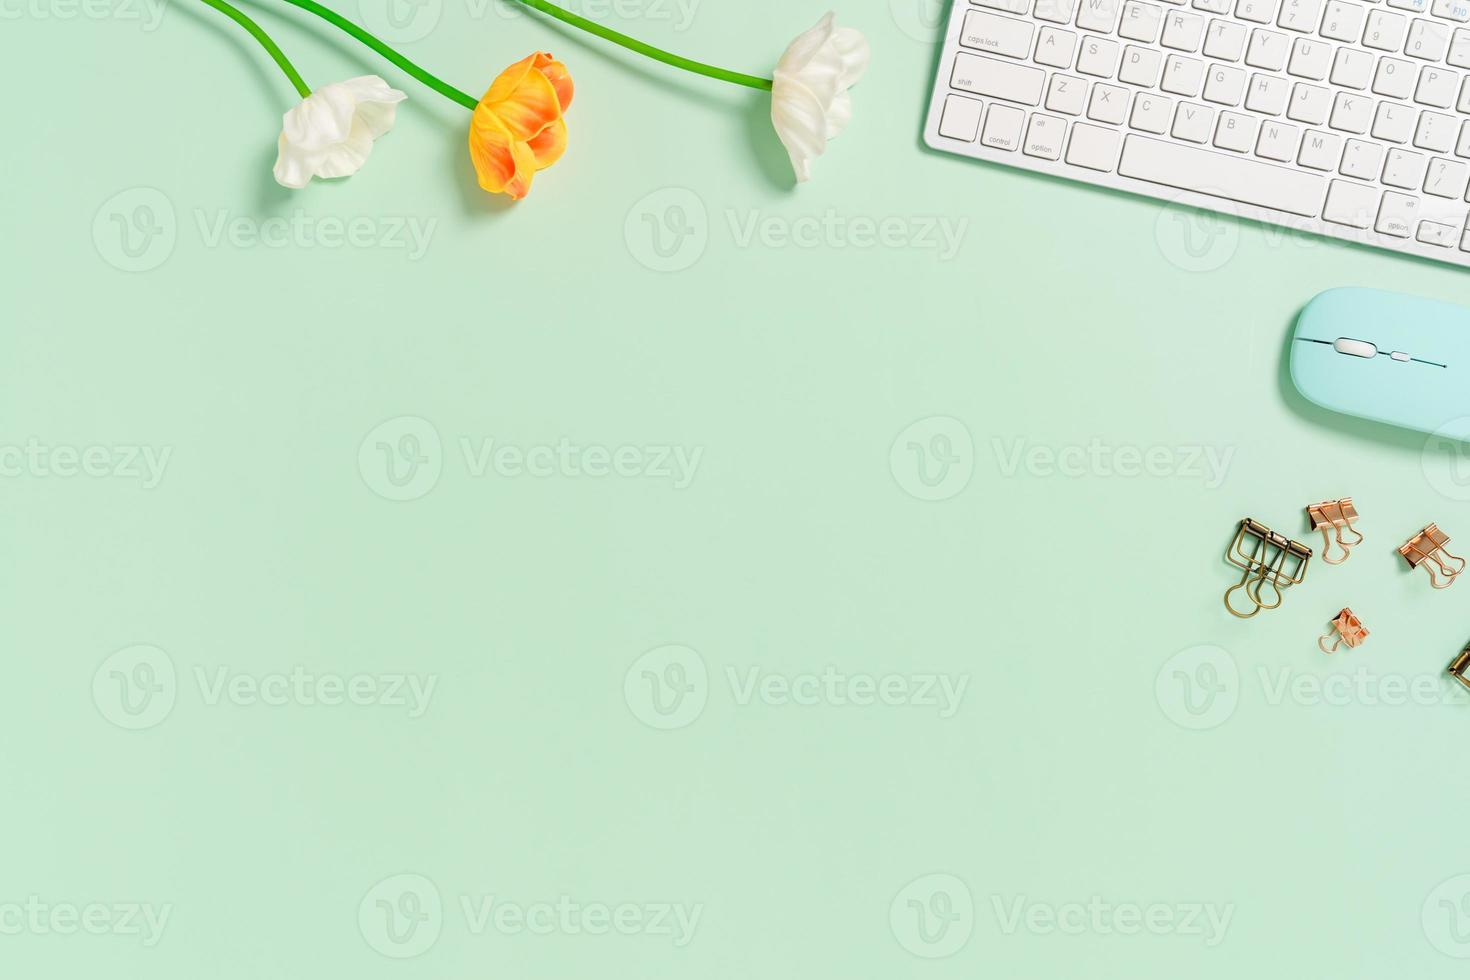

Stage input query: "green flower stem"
[
  {"left": 274, "top": 0, "right": 481, "bottom": 109},
  {"left": 198, "top": 0, "right": 312, "bottom": 98},
  {"left": 510, "top": 0, "right": 773, "bottom": 91}
]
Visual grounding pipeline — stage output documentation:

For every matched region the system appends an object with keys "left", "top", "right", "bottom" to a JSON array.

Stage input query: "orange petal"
[
  {"left": 533, "top": 53, "right": 574, "bottom": 111},
  {"left": 468, "top": 111, "right": 538, "bottom": 199},
  {"left": 481, "top": 54, "right": 563, "bottom": 142},
  {"left": 525, "top": 116, "right": 567, "bottom": 171}
]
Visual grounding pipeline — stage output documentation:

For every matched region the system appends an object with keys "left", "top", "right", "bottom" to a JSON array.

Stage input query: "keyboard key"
[
  {"left": 1451, "top": 29, "right": 1470, "bottom": 69},
  {"left": 1418, "top": 220, "right": 1458, "bottom": 246},
  {"left": 1433, "top": 0, "right": 1470, "bottom": 21},
  {"left": 1204, "top": 18, "right": 1248, "bottom": 59},
  {"left": 1088, "top": 82, "right": 1131, "bottom": 121},
  {"left": 1364, "top": 10, "right": 1408, "bottom": 52},
  {"left": 1172, "top": 101, "right": 1216, "bottom": 140},
  {"left": 1078, "top": 36, "right": 1122, "bottom": 75},
  {"left": 1276, "top": 0, "right": 1322, "bottom": 31},
  {"left": 982, "top": 102, "right": 1027, "bottom": 148},
  {"left": 1236, "top": 0, "right": 1277, "bottom": 21},
  {"left": 1120, "top": 45, "right": 1164, "bottom": 83},
  {"left": 1162, "top": 10, "right": 1206, "bottom": 48},
  {"left": 939, "top": 95, "right": 985, "bottom": 140},
  {"left": 1047, "top": 73, "right": 1090, "bottom": 113},
  {"left": 1246, "top": 72, "right": 1291, "bottom": 112},
  {"left": 1034, "top": 0, "right": 1077, "bottom": 21},
  {"left": 1331, "top": 49, "right": 1374, "bottom": 89},
  {"left": 1388, "top": 0, "right": 1428, "bottom": 11},
  {"left": 1383, "top": 147, "right": 1428, "bottom": 187},
  {"left": 1288, "top": 83, "right": 1332, "bottom": 123},
  {"left": 1373, "top": 102, "right": 1416, "bottom": 142},
  {"left": 1330, "top": 92, "right": 1373, "bottom": 132},
  {"left": 1024, "top": 113, "right": 1067, "bottom": 158},
  {"left": 1216, "top": 109, "right": 1261, "bottom": 149},
  {"left": 1415, "top": 67, "right": 1458, "bottom": 109},
  {"left": 1323, "top": 178, "right": 1380, "bottom": 226},
  {"left": 1076, "top": 0, "right": 1123, "bottom": 31},
  {"left": 1459, "top": 77, "right": 1470, "bottom": 113},
  {"left": 1257, "top": 120, "right": 1301, "bottom": 159},
  {"left": 1425, "top": 157, "right": 1470, "bottom": 197},
  {"left": 1131, "top": 91, "right": 1176, "bottom": 131},
  {"left": 1120, "top": 0, "right": 1165, "bottom": 39},
  {"left": 1375, "top": 191, "right": 1419, "bottom": 236},
  {"left": 1320, "top": 0, "right": 1364, "bottom": 42},
  {"left": 1415, "top": 111, "right": 1458, "bottom": 151},
  {"left": 1036, "top": 27, "right": 1080, "bottom": 66},
  {"left": 1066, "top": 121, "right": 1123, "bottom": 169},
  {"left": 961, "top": 11, "right": 1036, "bottom": 58},
  {"left": 976, "top": 0, "right": 1031, "bottom": 12},
  {"left": 1204, "top": 63, "right": 1248, "bottom": 102},
  {"left": 1246, "top": 29, "right": 1290, "bottom": 69},
  {"left": 1288, "top": 39, "right": 1331, "bottom": 79},
  {"left": 1162, "top": 54, "right": 1207, "bottom": 94},
  {"left": 1118, "top": 133, "right": 1325, "bottom": 213},
  {"left": 1340, "top": 138, "right": 1385, "bottom": 178},
  {"left": 1406, "top": 20, "right": 1451, "bottom": 61},
  {"left": 952, "top": 52, "right": 1046, "bottom": 104},
  {"left": 1373, "top": 58, "right": 1415, "bottom": 100},
  {"left": 1193, "top": 0, "right": 1231, "bottom": 12},
  {"left": 1457, "top": 120, "right": 1470, "bottom": 157},
  {"left": 1298, "top": 129, "right": 1343, "bottom": 169}
]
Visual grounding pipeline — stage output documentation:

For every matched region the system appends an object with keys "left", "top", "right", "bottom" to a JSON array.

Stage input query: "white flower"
[
  {"left": 770, "top": 12, "right": 870, "bottom": 183},
  {"left": 273, "top": 76, "right": 407, "bottom": 189}
]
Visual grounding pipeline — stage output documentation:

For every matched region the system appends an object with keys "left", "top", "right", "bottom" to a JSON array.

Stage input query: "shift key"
[{"left": 951, "top": 52, "right": 1045, "bottom": 106}]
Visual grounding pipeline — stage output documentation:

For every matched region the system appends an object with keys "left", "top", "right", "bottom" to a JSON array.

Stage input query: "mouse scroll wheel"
[{"left": 1333, "top": 338, "right": 1379, "bottom": 358}]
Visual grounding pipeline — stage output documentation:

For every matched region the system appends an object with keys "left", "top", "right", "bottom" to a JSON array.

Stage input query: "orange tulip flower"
[{"left": 468, "top": 52, "right": 573, "bottom": 200}]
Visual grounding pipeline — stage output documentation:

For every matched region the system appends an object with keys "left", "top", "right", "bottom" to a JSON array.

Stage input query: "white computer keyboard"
[{"left": 922, "top": 0, "right": 1470, "bottom": 266}]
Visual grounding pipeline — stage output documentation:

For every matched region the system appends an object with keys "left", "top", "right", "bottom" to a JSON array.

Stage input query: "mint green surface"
[{"left": 7, "top": 0, "right": 1470, "bottom": 976}]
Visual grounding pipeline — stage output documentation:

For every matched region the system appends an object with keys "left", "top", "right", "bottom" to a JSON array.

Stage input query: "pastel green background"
[{"left": 6, "top": 0, "right": 1470, "bottom": 974}]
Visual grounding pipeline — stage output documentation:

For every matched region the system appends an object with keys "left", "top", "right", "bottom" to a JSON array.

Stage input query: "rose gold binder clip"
[
  {"left": 1318, "top": 607, "right": 1368, "bottom": 654},
  {"left": 1306, "top": 497, "right": 1363, "bottom": 564},
  {"left": 1448, "top": 647, "right": 1470, "bottom": 693},
  {"left": 1398, "top": 523, "right": 1466, "bottom": 589},
  {"left": 1224, "top": 518, "right": 1313, "bottom": 618}
]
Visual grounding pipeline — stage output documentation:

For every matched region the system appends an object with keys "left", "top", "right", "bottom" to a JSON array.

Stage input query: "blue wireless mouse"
[{"left": 1290, "top": 288, "right": 1470, "bottom": 440}]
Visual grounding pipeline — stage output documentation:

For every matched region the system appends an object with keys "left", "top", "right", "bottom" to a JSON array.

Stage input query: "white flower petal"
[
  {"left": 281, "top": 84, "right": 357, "bottom": 152},
  {"left": 273, "top": 133, "right": 317, "bottom": 189},
  {"left": 311, "top": 118, "right": 374, "bottom": 180},
  {"left": 769, "top": 12, "right": 868, "bottom": 183},
  {"left": 340, "top": 75, "right": 408, "bottom": 139},
  {"left": 273, "top": 77, "right": 406, "bottom": 189}
]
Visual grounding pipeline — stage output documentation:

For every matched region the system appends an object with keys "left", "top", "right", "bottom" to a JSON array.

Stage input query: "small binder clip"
[
  {"left": 1318, "top": 607, "right": 1368, "bottom": 653},
  {"left": 1398, "top": 523, "right": 1466, "bottom": 589},
  {"left": 1448, "top": 648, "right": 1470, "bottom": 693},
  {"left": 1224, "top": 518, "right": 1313, "bottom": 618},
  {"left": 1306, "top": 497, "right": 1363, "bottom": 564}
]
